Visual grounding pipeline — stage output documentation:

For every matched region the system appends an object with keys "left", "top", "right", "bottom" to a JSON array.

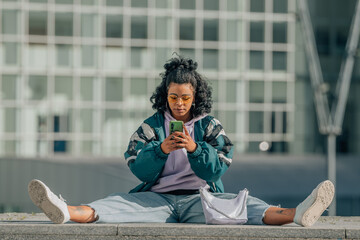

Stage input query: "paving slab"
[{"left": 0, "top": 213, "right": 359, "bottom": 239}]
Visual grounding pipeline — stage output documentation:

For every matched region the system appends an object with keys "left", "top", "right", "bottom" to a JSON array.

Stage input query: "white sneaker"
[
  {"left": 294, "top": 180, "right": 335, "bottom": 227},
  {"left": 28, "top": 179, "right": 70, "bottom": 224}
]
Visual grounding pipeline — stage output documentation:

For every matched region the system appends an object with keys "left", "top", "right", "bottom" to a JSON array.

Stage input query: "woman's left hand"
[{"left": 171, "top": 124, "right": 197, "bottom": 153}]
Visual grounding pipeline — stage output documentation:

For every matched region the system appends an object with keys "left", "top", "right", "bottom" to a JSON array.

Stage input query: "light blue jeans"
[{"left": 87, "top": 192, "right": 270, "bottom": 225}]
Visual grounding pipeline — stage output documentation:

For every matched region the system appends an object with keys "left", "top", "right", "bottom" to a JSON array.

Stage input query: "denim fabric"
[{"left": 87, "top": 192, "right": 270, "bottom": 225}]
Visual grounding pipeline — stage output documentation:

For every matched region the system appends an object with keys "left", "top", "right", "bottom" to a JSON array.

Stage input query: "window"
[
  {"left": 29, "top": 11, "right": 47, "bottom": 35},
  {"left": 81, "top": 14, "right": 97, "bottom": 37},
  {"left": 250, "top": 0, "right": 265, "bottom": 12},
  {"left": 249, "top": 111, "right": 264, "bottom": 133},
  {"left": 155, "top": 48, "right": 171, "bottom": 69},
  {"left": 203, "top": 49, "right": 218, "bottom": 69},
  {"left": 55, "top": 76, "right": 73, "bottom": 100},
  {"left": 225, "top": 80, "right": 238, "bottom": 103},
  {"left": 155, "top": 17, "right": 171, "bottom": 40},
  {"left": 2, "top": 10, "right": 18, "bottom": 34},
  {"left": 106, "top": 0, "right": 123, "bottom": 6},
  {"left": 272, "top": 81, "right": 287, "bottom": 103},
  {"left": 56, "top": 44, "right": 72, "bottom": 67},
  {"left": 53, "top": 114, "right": 70, "bottom": 152},
  {"left": 131, "top": 0, "right": 147, "bottom": 8},
  {"left": 273, "top": 0, "right": 288, "bottom": 13},
  {"left": 250, "top": 21, "right": 265, "bottom": 42},
  {"left": 28, "top": 76, "right": 47, "bottom": 100},
  {"left": 80, "top": 109, "right": 94, "bottom": 133},
  {"left": 227, "top": 20, "right": 242, "bottom": 42},
  {"left": 55, "top": 12, "right": 73, "bottom": 36},
  {"left": 105, "top": 77, "right": 123, "bottom": 102},
  {"left": 227, "top": 0, "right": 242, "bottom": 11},
  {"left": 249, "top": 81, "right": 264, "bottom": 103},
  {"left": 273, "top": 22, "right": 287, "bottom": 43},
  {"left": 55, "top": 0, "right": 73, "bottom": 4},
  {"left": 131, "top": 16, "right": 147, "bottom": 39},
  {"left": 224, "top": 110, "right": 236, "bottom": 133},
  {"left": 273, "top": 51, "right": 287, "bottom": 71},
  {"left": 203, "top": 19, "right": 218, "bottom": 41},
  {"left": 81, "top": 0, "right": 96, "bottom": 5},
  {"left": 2, "top": 108, "right": 17, "bottom": 133},
  {"left": 82, "top": 45, "right": 97, "bottom": 67},
  {"left": 179, "top": 0, "right": 195, "bottom": 9},
  {"left": 249, "top": 51, "right": 264, "bottom": 70},
  {"left": 131, "top": 47, "right": 149, "bottom": 69},
  {"left": 3, "top": 42, "right": 18, "bottom": 65},
  {"left": 106, "top": 15, "right": 123, "bottom": 38},
  {"left": 103, "top": 47, "right": 124, "bottom": 70},
  {"left": 156, "top": 0, "right": 170, "bottom": 8},
  {"left": 180, "top": 18, "right": 195, "bottom": 40},
  {"left": 130, "top": 78, "right": 147, "bottom": 96},
  {"left": 226, "top": 50, "right": 242, "bottom": 70},
  {"left": 204, "top": 0, "right": 219, "bottom": 10},
  {"left": 28, "top": 44, "right": 48, "bottom": 70},
  {"left": 208, "top": 79, "right": 219, "bottom": 102},
  {"left": 80, "top": 77, "right": 94, "bottom": 101},
  {"left": 1, "top": 75, "right": 17, "bottom": 100},
  {"left": 179, "top": 48, "right": 195, "bottom": 60}
]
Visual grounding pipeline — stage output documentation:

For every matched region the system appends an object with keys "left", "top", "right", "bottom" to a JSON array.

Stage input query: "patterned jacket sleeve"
[
  {"left": 187, "top": 118, "right": 234, "bottom": 182},
  {"left": 124, "top": 122, "right": 168, "bottom": 183}
]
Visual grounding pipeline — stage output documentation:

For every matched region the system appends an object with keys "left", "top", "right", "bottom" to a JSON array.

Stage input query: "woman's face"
[{"left": 167, "top": 82, "right": 194, "bottom": 122}]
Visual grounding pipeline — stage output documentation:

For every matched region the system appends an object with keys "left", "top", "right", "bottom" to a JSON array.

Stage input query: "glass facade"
[{"left": 0, "top": 0, "right": 358, "bottom": 157}]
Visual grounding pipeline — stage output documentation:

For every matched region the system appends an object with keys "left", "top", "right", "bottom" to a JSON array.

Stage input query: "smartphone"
[{"left": 169, "top": 120, "right": 183, "bottom": 134}]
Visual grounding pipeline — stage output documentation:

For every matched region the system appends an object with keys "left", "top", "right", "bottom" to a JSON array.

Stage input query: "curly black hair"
[{"left": 150, "top": 55, "right": 213, "bottom": 117}]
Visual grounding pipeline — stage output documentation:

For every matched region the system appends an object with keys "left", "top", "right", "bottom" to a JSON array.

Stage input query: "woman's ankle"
[
  {"left": 263, "top": 207, "right": 295, "bottom": 225},
  {"left": 68, "top": 206, "right": 97, "bottom": 223}
]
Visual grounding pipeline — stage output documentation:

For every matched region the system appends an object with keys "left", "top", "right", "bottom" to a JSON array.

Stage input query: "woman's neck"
[{"left": 170, "top": 112, "right": 192, "bottom": 123}]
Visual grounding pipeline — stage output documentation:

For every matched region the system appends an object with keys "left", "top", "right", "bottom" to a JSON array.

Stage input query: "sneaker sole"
[
  {"left": 28, "top": 180, "right": 66, "bottom": 224},
  {"left": 300, "top": 180, "right": 335, "bottom": 227}
]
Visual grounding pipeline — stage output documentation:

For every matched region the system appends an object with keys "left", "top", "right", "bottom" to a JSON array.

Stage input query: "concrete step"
[{"left": 0, "top": 213, "right": 359, "bottom": 239}]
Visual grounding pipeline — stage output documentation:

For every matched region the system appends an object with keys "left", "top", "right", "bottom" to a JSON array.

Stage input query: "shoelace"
[{"left": 59, "top": 194, "right": 67, "bottom": 202}]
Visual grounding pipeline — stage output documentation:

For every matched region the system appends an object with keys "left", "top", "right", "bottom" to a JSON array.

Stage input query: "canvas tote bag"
[{"left": 199, "top": 187, "right": 248, "bottom": 225}]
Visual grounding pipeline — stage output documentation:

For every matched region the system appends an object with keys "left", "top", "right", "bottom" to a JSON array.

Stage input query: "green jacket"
[{"left": 124, "top": 112, "right": 234, "bottom": 193}]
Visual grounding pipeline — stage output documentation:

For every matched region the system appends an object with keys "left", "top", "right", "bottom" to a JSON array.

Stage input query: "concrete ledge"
[{"left": 0, "top": 213, "right": 359, "bottom": 239}]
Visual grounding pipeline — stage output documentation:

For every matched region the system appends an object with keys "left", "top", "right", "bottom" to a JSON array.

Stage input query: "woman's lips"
[{"left": 174, "top": 109, "right": 185, "bottom": 113}]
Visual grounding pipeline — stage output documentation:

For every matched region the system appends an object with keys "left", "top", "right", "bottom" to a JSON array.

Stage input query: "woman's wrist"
[
  {"left": 187, "top": 142, "right": 197, "bottom": 153},
  {"left": 160, "top": 142, "right": 170, "bottom": 154}
]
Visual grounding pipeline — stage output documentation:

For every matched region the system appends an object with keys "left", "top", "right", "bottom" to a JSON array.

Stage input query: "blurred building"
[
  {"left": 1, "top": 0, "right": 359, "bottom": 157},
  {"left": 0, "top": 0, "right": 359, "bottom": 214}
]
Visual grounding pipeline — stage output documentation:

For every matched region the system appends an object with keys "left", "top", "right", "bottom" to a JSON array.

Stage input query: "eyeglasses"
[{"left": 167, "top": 95, "right": 192, "bottom": 104}]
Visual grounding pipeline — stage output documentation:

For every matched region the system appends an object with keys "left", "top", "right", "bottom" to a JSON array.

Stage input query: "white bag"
[{"left": 199, "top": 187, "right": 248, "bottom": 225}]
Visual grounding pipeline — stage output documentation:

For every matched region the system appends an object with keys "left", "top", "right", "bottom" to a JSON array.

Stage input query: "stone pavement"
[{"left": 0, "top": 213, "right": 359, "bottom": 239}]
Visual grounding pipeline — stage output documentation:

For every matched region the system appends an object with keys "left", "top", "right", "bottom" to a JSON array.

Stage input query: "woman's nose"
[{"left": 175, "top": 98, "right": 184, "bottom": 104}]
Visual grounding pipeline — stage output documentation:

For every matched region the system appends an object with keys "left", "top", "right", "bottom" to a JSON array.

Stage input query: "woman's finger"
[
  {"left": 183, "top": 125, "right": 190, "bottom": 136},
  {"left": 174, "top": 144, "right": 185, "bottom": 149}
]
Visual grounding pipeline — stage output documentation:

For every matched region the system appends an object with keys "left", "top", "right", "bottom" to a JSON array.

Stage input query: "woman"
[{"left": 28, "top": 56, "right": 334, "bottom": 227}]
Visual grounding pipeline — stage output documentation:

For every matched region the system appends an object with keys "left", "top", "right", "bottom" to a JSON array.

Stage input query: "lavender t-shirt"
[{"left": 150, "top": 111, "right": 209, "bottom": 193}]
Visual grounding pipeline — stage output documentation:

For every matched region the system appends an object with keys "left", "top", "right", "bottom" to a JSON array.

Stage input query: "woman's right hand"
[{"left": 160, "top": 133, "right": 183, "bottom": 154}]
